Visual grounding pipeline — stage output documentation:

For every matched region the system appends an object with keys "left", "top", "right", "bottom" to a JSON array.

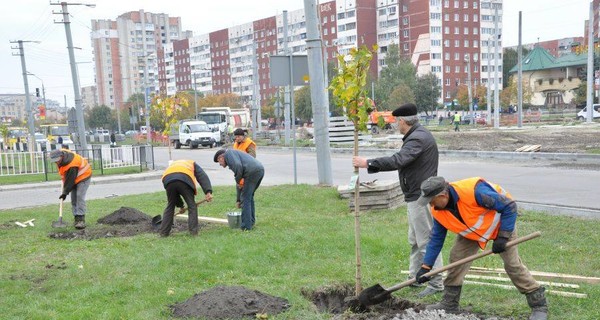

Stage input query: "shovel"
[
  {"left": 152, "top": 199, "right": 208, "bottom": 227},
  {"left": 357, "top": 231, "right": 542, "bottom": 308},
  {"left": 52, "top": 199, "right": 68, "bottom": 228}
]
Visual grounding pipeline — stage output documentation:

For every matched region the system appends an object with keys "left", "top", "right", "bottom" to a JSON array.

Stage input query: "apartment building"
[
  {"left": 96, "top": 0, "right": 504, "bottom": 108},
  {"left": 0, "top": 94, "right": 30, "bottom": 123},
  {"left": 91, "top": 10, "right": 184, "bottom": 109},
  {"left": 81, "top": 85, "right": 98, "bottom": 109}
]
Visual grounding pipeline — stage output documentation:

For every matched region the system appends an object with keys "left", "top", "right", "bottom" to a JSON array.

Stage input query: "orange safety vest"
[
  {"left": 162, "top": 160, "right": 199, "bottom": 194},
  {"left": 233, "top": 138, "right": 256, "bottom": 155},
  {"left": 431, "top": 177, "right": 512, "bottom": 249},
  {"left": 57, "top": 150, "right": 92, "bottom": 184}
]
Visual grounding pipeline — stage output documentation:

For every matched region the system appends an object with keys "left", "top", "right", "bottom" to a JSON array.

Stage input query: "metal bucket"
[{"left": 227, "top": 212, "right": 242, "bottom": 229}]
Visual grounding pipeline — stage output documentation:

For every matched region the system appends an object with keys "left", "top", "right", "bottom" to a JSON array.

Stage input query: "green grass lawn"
[{"left": 1, "top": 185, "right": 599, "bottom": 319}]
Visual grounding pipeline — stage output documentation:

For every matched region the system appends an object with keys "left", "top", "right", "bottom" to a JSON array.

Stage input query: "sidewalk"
[{"left": 0, "top": 170, "right": 163, "bottom": 192}]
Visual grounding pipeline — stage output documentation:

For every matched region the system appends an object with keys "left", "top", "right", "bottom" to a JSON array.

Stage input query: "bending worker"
[
  {"left": 160, "top": 160, "right": 213, "bottom": 237},
  {"left": 49, "top": 149, "right": 92, "bottom": 229},
  {"left": 214, "top": 149, "right": 264, "bottom": 231},
  {"left": 415, "top": 176, "right": 548, "bottom": 320}
]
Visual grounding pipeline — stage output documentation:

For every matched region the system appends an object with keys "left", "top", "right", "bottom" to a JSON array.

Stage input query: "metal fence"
[{"left": 0, "top": 144, "right": 154, "bottom": 180}]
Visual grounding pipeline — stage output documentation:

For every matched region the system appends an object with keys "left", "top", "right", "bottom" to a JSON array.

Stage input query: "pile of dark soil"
[
  {"left": 303, "top": 284, "right": 514, "bottom": 320},
  {"left": 170, "top": 285, "right": 290, "bottom": 319},
  {"left": 48, "top": 207, "right": 191, "bottom": 240}
]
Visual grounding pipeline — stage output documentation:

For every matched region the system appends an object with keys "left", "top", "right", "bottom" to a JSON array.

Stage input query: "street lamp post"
[
  {"left": 28, "top": 72, "right": 47, "bottom": 118},
  {"left": 465, "top": 54, "right": 473, "bottom": 125},
  {"left": 193, "top": 73, "right": 198, "bottom": 119}
]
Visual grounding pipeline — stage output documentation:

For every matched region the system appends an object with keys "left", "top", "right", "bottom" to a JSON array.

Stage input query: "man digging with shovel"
[
  {"left": 49, "top": 149, "right": 92, "bottom": 229},
  {"left": 414, "top": 176, "right": 548, "bottom": 320},
  {"left": 159, "top": 159, "right": 213, "bottom": 237}
]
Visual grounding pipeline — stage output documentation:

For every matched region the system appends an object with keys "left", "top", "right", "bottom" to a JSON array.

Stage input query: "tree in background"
[
  {"left": 0, "top": 124, "right": 9, "bottom": 146},
  {"left": 456, "top": 85, "right": 488, "bottom": 110},
  {"left": 500, "top": 75, "right": 533, "bottom": 108},
  {"left": 294, "top": 86, "right": 312, "bottom": 122},
  {"left": 374, "top": 44, "right": 417, "bottom": 110},
  {"left": 503, "top": 47, "right": 530, "bottom": 88},
  {"left": 414, "top": 73, "right": 442, "bottom": 115},
  {"left": 150, "top": 93, "right": 190, "bottom": 160},
  {"left": 197, "top": 93, "right": 243, "bottom": 110},
  {"left": 572, "top": 81, "right": 587, "bottom": 107},
  {"left": 329, "top": 45, "right": 376, "bottom": 295},
  {"left": 86, "top": 105, "right": 114, "bottom": 130},
  {"left": 388, "top": 84, "right": 415, "bottom": 108}
]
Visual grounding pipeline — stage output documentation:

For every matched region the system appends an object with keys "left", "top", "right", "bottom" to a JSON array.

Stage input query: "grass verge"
[{"left": 1, "top": 185, "right": 599, "bottom": 319}]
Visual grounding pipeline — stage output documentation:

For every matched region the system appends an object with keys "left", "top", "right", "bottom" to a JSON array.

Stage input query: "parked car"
[
  {"left": 577, "top": 104, "right": 600, "bottom": 120},
  {"left": 461, "top": 114, "right": 487, "bottom": 125},
  {"left": 125, "top": 130, "right": 139, "bottom": 137},
  {"left": 34, "top": 133, "right": 48, "bottom": 151}
]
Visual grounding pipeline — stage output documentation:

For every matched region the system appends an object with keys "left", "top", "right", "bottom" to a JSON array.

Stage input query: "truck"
[
  {"left": 169, "top": 120, "right": 220, "bottom": 149},
  {"left": 368, "top": 110, "right": 396, "bottom": 134},
  {"left": 196, "top": 107, "right": 251, "bottom": 144}
]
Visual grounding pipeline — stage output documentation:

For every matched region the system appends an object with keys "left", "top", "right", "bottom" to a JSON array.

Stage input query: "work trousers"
[
  {"left": 71, "top": 178, "right": 90, "bottom": 217},
  {"left": 160, "top": 180, "right": 198, "bottom": 236},
  {"left": 407, "top": 201, "right": 444, "bottom": 290},
  {"left": 444, "top": 227, "right": 540, "bottom": 294},
  {"left": 240, "top": 167, "right": 264, "bottom": 230}
]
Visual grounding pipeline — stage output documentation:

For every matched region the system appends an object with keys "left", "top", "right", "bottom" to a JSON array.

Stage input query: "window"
[
  {"left": 432, "top": 66, "right": 441, "bottom": 72},
  {"left": 388, "top": 6, "right": 396, "bottom": 15},
  {"left": 455, "top": 65, "right": 460, "bottom": 73},
  {"left": 379, "top": 8, "right": 386, "bottom": 15},
  {"left": 454, "top": 0, "right": 459, "bottom": 8},
  {"left": 444, "top": 13, "right": 449, "bottom": 21},
  {"left": 454, "top": 13, "right": 459, "bottom": 21},
  {"left": 445, "top": 78, "right": 450, "bottom": 86},
  {"left": 464, "top": 14, "right": 469, "bottom": 22},
  {"left": 431, "top": 26, "right": 441, "bottom": 33},
  {"left": 464, "top": 40, "right": 469, "bottom": 47},
  {"left": 463, "top": 1, "right": 468, "bottom": 8},
  {"left": 445, "top": 65, "right": 450, "bottom": 73},
  {"left": 464, "top": 27, "right": 469, "bottom": 35},
  {"left": 454, "top": 52, "right": 460, "bottom": 60},
  {"left": 403, "top": 43, "right": 409, "bottom": 51},
  {"left": 403, "top": 30, "right": 409, "bottom": 38},
  {"left": 473, "top": 1, "right": 478, "bottom": 9},
  {"left": 431, "top": 39, "right": 441, "bottom": 46},
  {"left": 454, "top": 27, "right": 459, "bottom": 34},
  {"left": 444, "top": 52, "right": 450, "bottom": 60},
  {"left": 474, "top": 14, "right": 478, "bottom": 22},
  {"left": 432, "top": 53, "right": 442, "bottom": 59},
  {"left": 403, "top": 4, "right": 408, "bottom": 12},
  {"left": 444, "top": 0, "right": 449, "bottom": 8},
  {"left": 473, "top": 40, "right": 478, "bottom": 48},
  {"left": 454, "top": 40, "right": 459, "bottom": 47},
  {"left": 403, "top": 17, "right": 409, "bottom": 25},
  {"left": 444, "top": 26, "right": 449, "bottom": 34},
  {"left": 444, "top": 39, "right": 450, "bottom": 47},
  {"left": 473, "top": 28, "right": 478, "bottom": 35}
]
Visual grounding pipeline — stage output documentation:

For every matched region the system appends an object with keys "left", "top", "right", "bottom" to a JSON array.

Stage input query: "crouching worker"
[
  {"left": 160, "top": 160, "right": 213, "bottom": 237},
  {"left": 49, "top": 149, "right": 92, "bottom": 229},
  {"left": 415, "top": 176, "right": 548, "bottom": 320}
]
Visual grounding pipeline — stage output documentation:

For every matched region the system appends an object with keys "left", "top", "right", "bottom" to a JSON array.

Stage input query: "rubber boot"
[
  {"left": 425, "top": 285, "right": 461, "bottom": 313},
  {"left": 526, "top": 287, "right": 548, "bottom": 320},
  {"left": 74, "top": 215, "right": 86, "bottom": 229}
]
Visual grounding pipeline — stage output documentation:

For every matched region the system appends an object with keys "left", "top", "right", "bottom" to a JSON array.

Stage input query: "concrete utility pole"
[
  {"left": 282, "top": 11, "right": 291, "bottom": 145},
  {"left": 52, "top": 1, "right": 94, "bottom": 151},
  {"left": 193, "top": 73, "right": 198, "bottom": 118},
  {"left": 11, "top": 40, "right": 38, "bottom": 151},
  {"left": 140, "top": 10, "right": 152, "bottom": 143},
  {"left": 465, "top": 54, "right": 473, "bottom": 125},
  {"left": 303, "top": 0, "right": 333, "bottom": 185},
  {"left": 517, "top": 11, "right": 523, "bottom": 128},
  {"left": 251, "top": 41, "right": 260, "bottom": 139},
  {"left": 586, "top": 1, "right": 594, "bottom": 123},
  {"left": 493, "top": 5, "right": 500, "bottom": 128},
  {"left": 486, "top": 36, "right": 492, "bottom": 125}
]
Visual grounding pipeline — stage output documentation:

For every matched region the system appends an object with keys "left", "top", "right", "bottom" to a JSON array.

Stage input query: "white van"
[{"left": 577, "top": 104, "right": 600, "bottom": 120}]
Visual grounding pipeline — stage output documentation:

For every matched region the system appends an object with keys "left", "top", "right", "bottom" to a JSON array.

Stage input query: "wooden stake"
[
  {"left": 469, "top": 267, "right": 600, "bottom": 284},
  {"left": 400, "top": 270, "right": 580, "bottom": 288},
  {"left": 463, "top": 280, "right": 587, "bottom": 298}
]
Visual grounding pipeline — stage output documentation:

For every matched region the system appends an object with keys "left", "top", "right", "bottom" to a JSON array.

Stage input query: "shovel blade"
[
  {"left": 52, "top": 217, "right": 67, "bottom": 228},
  {"left": 357, "top": 283, "right": 391, "bottom": 307},
  {"left": 151, "top": 215, "right": 162, "bottom": 228}
]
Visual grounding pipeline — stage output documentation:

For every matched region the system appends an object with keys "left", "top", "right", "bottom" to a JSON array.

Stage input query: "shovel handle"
[
  {"left": 176, "top": 199, "right": 208, "bottom": 215},
  {"left": 59, "top": 199, "right": 64, "bottom": 218},
  {"left": 384, "top": 231, "right": 542, "bottom": 293}
]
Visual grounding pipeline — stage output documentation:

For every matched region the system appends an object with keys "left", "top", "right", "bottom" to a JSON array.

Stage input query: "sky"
[{"left": 0, "top": 0, "right": 592, "bottom": 107}]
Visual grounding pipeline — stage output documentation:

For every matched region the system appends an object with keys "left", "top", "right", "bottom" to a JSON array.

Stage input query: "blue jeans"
[{"left": 240, "top": 168, "right": 264, "bottom": 230}]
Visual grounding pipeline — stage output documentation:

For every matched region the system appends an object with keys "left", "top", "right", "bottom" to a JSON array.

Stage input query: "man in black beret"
[{"left": 352, "top": 102, "right": 444, "bottom": 298}]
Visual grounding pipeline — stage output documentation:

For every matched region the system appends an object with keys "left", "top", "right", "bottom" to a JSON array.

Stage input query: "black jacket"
[{"left": 366, "top": 123, "right": 439, "bottom": 202}]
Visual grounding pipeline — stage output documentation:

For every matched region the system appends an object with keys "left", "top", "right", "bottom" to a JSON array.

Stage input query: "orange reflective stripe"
[
  {"left": 162, "top": 160, "right": 198, "bottom": 194},
  {"left": 233, "top": 138, "right": 256, "bottom": 154}
]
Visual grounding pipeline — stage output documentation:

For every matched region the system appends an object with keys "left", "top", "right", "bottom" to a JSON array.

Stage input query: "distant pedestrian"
[
  {"left": 214, "top": 149, "right": 264, "bottom": 231},
  {"left": 453, "top": 112, "right": 461, "bottom": 132},
  {"left": 57, "top": 136, "right": 63, "bottom": 148},
  {"left": 110, "top": 132, "right": 116, "bottom": 146},
  {"left": 49, "top": 149, "right": 92, "bottom": 229},
  {"left": 438, "top": 115, "right": 443, "bottom": 125},
  {"left": 159, "top": 160, "right": 213, "bottom": 237}
]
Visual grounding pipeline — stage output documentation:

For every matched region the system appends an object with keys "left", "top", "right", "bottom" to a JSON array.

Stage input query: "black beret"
[
  {"left": 392, "top": 103, "right": 418, "bottom": 117},
  {"left": 233, "top": 128, "right": 245, "bottom": 136},
  {"left": 213, "top": 149, "right": 226, "bottom": 162}
]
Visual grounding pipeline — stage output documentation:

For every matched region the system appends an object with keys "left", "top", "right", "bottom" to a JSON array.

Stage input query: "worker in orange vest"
[
  {"left": 232, "top": 128, "right": 256, "bottom": 158},
  {"left": 415, "top": 176, "right": 548, "bottom": 320},
  {"left": 160, "top": 160, "right": 213, "bottom": 237},
  {"left": 49, "top": 149, "right": 92, "bottom": 229}
]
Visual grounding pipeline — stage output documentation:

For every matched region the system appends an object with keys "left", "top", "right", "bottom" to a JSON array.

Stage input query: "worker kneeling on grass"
[
  {"left": 160, "top": 160, "right": 213, "bottom": 237},
  {"left": 415, "top": 176, "right": 548, "bottom": 320},
  {"left": 49, "top": 149, "right": 92, "bottom": 229}
]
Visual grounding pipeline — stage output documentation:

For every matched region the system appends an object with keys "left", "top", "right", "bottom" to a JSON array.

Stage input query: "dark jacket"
[
  {"left": 223, "top": 149, "right": 264, "bottom": 185},
  {"left": 162, "top": 162, "right": 212, "bottom": 195},
  {"left": 366, "top": 123, "right": 439, "bottom": 201}
]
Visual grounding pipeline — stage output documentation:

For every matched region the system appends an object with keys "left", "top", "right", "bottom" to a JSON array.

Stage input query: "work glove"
[
  {"left": 236, "top": 200, "right": 241, "bottom": 209},
  {"left": 416, "top": 264, "right": 432, "bottom": 284},
  {"left": 492, "top": 236, "right": 509, "bottom": 254},
  {"left": 59, "top": 194, "right": 67, "bottom": 201}
]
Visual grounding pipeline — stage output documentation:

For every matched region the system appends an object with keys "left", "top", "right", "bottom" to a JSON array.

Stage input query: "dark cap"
[
  {"left": 233, "top": 128, "right": 245, "bottom": 136},
  {"left": 417, "top": 176, "right": 448, "bottom": 206},
  {"left": 392, "top": 103, "right": 418, "bottom": 117},
  {"left": 49, "top": 149, "right": 63, "bottom": 162},
  {"left": 213, "top": 149, "right": 226, "bottom": 162}
]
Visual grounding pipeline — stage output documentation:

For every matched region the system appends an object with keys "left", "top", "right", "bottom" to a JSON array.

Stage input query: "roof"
[{"left": 509, "top": 46, "right": 587, "bottom": 73}]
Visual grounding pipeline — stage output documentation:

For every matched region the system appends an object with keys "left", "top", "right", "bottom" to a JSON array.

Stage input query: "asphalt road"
[{"left": 1, "top": 146, "right": 599, "bottom": 218}]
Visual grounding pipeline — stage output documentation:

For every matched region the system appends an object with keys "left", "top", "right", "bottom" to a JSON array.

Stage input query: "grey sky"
[{"left": 0, "top": 0, "right": 591, "bottom": 106}]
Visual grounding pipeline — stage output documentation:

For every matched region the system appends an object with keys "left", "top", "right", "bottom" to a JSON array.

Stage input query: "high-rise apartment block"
[{"left": 92, "top": 0, "right": 503, "bottom": 109}]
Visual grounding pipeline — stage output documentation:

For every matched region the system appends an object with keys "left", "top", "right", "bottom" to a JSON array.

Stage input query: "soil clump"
[{"left": 170, "top": 285, "right": 290, "bottom": 319}]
